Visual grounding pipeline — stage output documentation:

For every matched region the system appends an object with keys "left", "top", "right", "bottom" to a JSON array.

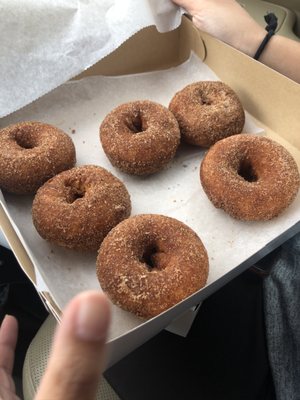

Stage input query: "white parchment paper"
[
  {"left": 1, "top": 54, "right": 300, "bottom": 341},
  {"left": 0, "top": 0, "right": 183, "bottom": 118}
]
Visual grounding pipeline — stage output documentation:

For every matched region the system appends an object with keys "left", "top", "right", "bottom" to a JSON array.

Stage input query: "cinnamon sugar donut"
[
  {"left": 100, "top": 100, "right": 180, "bottom": 175},
  {"left": 0, "top": 121, "right": 76, "bottom": 194},
  {"left": 200, "top": 134, "right": 300, "bottom": 221},
  {"left": 32, "top": 165, "right": 131, "bottom": 251},
  {"left": 169, "top": 81, "right": 245, "bottom": 147},
  {"left": 97, "top": 214, "right": 209, "bottom": 318}
]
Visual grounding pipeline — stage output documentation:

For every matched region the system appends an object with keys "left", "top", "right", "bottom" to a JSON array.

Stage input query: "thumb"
[{"left": 35, "top": 291, "right": 111, "bottom": 400}]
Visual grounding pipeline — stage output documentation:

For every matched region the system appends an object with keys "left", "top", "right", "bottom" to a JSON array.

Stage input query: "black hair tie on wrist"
[{"left": 254, "top": 13, "right": 278, "bottom": 60}]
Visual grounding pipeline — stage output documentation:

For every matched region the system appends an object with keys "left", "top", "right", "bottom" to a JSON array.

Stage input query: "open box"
[{"left": 1, "top": 16, "right": 300, "bottom": 368}]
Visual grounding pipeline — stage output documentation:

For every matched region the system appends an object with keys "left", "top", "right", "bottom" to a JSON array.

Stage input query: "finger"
[
  {"left": 35, "top": 291, "right": 111, "bottom": 400},
  {"left": 171, "top": 0, "right": 201, "bottom": 14},
  {"left": 0, "top": 315, "right": 18, "bottom": 375},
  {"left": 0, "top": 385, "right": 20, "bottom": 400},
  {"left": 0, "top": 367, "right": 16, "bottom": 392}
]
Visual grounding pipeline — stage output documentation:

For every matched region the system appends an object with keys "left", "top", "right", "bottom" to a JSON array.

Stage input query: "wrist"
[{"left": 235, "top": 27, "right": 266, "bottom": 57}]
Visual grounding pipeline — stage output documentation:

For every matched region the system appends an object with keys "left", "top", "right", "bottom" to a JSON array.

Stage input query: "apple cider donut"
[
  {"left": 97, "top": 214, "right": 209, "bottom": 318},
  {"left": 32, "top": 165, "right": 131, "bottom": 251},
  {"left": 169, "top": 81, "right": 245, "bottom": 147},
  {"left": 200, "top": 134, "right": 300, "bottom": 221},
  {"left": 0, "top": 121, "right": 76, "bottom": 194},
  {"left": 100, "top": 100, "right": 180, "bottom": 175}
]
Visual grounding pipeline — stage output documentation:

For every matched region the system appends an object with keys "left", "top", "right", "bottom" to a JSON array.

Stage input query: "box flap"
[
  {"left": 0, "top": 200, "right": 36, "bottom": 284},
  {"left": 200, "top": 30, "right": 300, "bottom": 149},
  {"left": 76, "top": 22, "right": 206, "bottom": 78}
]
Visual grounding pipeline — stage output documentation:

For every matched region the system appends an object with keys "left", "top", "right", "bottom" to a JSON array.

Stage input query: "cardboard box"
[{"left": 1, "top": 16, "right": 300, "bottom": 368}]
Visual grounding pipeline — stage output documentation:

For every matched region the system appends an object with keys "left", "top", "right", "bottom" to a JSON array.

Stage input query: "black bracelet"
[{"left": 254, "top": 13, "right": 278, "bottom": 60}]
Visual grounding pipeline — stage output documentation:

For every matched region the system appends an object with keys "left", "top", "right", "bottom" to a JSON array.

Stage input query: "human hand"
[
  {"left": 35, "top": 291, "right": 111, "bottom": 400},
  {"left": 0, "top": 315, "right": 20, "bottom": 400},
  {"left": 1, "top": 291, "right": 111, "bottom": 400},
  {"left": 172, "top": 0, "right": 265, "bottom": 56}
]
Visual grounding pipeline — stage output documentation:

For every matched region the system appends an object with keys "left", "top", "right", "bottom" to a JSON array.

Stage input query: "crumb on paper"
[
  {"left": 50, "top": 249, "right": 54, "bottom": 254},
  {"left": 82, "top": 140, "right": 85, "bottom": 144},
  {"left": 71, "top": 129, "right": 76, "bottom": 134},
  {"left": 183, "top": 164, "right": 188, "bottom": 168}
]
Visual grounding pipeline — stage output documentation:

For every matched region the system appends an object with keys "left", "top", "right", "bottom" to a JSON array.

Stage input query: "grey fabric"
[{"left": 264, "top": 232, "right": 300, "bottom": 400}]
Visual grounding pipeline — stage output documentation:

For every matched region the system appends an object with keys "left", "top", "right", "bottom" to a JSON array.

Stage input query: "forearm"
[{"left": 258, "top": 35, "right": 300, "bottom": 83}]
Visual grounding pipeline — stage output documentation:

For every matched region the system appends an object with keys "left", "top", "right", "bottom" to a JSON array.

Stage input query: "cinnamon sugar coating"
[
  {"left": 169, "top": 81, "right": 245, "bottom": 147},
  {"left": 200, "top": 134, "right": 300, "bottom": 221},
  {"left": 100, "top": 100, "right": 180, "bottom": 175},
  {"left": 0, "top": 121, "right": 76, "bottom": 194},
  {"left": 97, "top": 214, "right": 209, "bottom": 318},
  {"left": 32, "top": 165, "right": 131, "bottom": 251}
]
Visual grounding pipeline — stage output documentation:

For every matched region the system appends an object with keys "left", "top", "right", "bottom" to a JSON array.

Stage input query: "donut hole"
[
  {"left": 14, "top": 131, "right": 36, "bottom": 149},
  {"left": 64, "top": 180, "right": 86, "bottom": 204},
  {"left": 238, "top": 160, "right": 258, "bottom": 182},
  {"left": 141, "top": 244, "right": 165, "bottom": 271},
  {"left": 197, "top": 90, "right": 212, "bottom": 106},
  {"left": 126, "top": 112, "right": 146, "bottom": 134}
]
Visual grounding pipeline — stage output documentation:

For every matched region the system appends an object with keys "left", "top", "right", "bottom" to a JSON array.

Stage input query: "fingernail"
[{"left": 75, "top": 293, "right": 110, "bottom": 342}]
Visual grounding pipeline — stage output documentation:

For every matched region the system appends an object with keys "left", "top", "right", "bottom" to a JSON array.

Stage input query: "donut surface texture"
[
  {"left": 200, "top": 134, "right": 300, "bottom": 221},
  {"left": 32, "top": 165, "right": 131, "bottom": 251},
  {"left": 0, "top": 121, "right": 76, "bottom": 194},
  {"left": 100, "top": 100, "right": 180, "bottom": 175},
  {"left": 169, "top": 81, "right": 245, "bottom": 147},
  {"left": 97, "top": 214, "right": 209, "bottom": 318}
]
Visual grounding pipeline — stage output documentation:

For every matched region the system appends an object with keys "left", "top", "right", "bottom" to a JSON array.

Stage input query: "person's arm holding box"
[{"left": 172, "top": 0, "right": 300, "bottom": 83}]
